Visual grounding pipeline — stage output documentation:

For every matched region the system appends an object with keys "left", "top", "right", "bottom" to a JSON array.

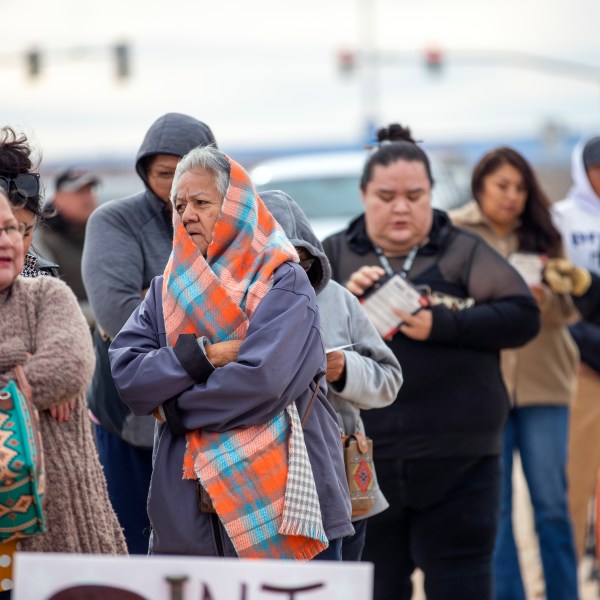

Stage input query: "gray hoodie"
[
  {"left": 260, "top": 190, "right": 403, "bottom": 519},
  {"left": 82, "top": 113, "right": 216, "bottom": 446}
]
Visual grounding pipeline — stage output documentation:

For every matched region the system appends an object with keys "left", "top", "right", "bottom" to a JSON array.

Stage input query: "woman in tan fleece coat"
[
  {"left": 451, "top": 147, "right": 578, "bottom": 600},
  {"left": 0, "top": 181, "right": 126, "bottom": 593}
]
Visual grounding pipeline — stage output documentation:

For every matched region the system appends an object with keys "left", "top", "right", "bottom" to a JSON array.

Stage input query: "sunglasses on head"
[{"left": 0, "top": 173, "right": 41, "bottom": 207}]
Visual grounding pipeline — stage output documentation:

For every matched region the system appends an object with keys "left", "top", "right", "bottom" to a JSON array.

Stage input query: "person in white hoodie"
[{"left": 552, "top": 135, "right": 600, "bottom": 560}]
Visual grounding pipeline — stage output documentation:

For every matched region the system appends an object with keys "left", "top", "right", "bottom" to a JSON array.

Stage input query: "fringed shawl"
[{"left": 162, "top": 156, "right": 328, "bottom": 559}]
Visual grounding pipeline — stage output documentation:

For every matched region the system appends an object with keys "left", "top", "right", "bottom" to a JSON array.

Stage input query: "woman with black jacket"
[{"left": 322, "top": 123, "right": 541, "bottom": 600}]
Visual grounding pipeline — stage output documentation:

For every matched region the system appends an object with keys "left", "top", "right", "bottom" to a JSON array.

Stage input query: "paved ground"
[{"left": 410, "top": 456, "right": 598, "bottom": 599}]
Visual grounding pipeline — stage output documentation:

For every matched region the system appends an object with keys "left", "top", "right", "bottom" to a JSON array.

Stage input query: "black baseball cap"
[{"left": 55, "top": 167, "right": 100, "bottom": 192}]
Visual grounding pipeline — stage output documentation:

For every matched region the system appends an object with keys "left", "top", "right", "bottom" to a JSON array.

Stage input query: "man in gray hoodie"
[
  {"left": 260, "top": 189, "right": 403, "bottom": 560},
  {"left": 81, "top": 113, "right": 217, "bottom": 554}
]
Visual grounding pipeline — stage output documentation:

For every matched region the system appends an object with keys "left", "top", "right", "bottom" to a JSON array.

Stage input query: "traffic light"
[
  {"left": 114, "top": 43, "right": 130, "bottom": 79},
  {"left": 25, "top": 49, "right": 41, "bottom": 80},
  {"left": 337, "top": 49, "right": 357, "bottom": 76},
  {"left": 423, "top": 47, "right": 443, "bottom": 75}
]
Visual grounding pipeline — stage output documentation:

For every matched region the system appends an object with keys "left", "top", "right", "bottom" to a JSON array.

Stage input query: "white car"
[{"left": 251, "top": 150, "right": 470, "bottom": 240}]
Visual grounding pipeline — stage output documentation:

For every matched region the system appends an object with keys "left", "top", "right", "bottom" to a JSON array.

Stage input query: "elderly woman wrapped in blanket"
[{"left": 109, "top": 146, "right": 353, "bottom": 559}]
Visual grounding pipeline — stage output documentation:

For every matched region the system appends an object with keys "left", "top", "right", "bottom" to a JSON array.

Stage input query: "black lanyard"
[{"left": 373, "top": 244, "right": 420, "bottom": 280}]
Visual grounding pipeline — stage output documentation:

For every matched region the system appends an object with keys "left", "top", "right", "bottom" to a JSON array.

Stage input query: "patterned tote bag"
[{"left": 0, "top": 364, "right": 46, "bottom": 541}]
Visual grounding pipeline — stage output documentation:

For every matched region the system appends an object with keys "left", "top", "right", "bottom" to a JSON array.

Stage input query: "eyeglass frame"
[
  {"left": 0, "top": 173, "right": 41, "bottom": 208},
  {"left": 0, "top": 223, "right": 27, "bottom": 242}
]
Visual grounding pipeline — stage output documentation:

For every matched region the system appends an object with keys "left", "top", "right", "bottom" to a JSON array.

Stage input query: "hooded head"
[
  {"left": 583, "top": 137, "right": 600, "bottom": 171},
  {"left": 135, "top": 113, "right": 217, "bottom": 202},
  {"left": 569, "top": 134, "right": 600, "bottom": 212},
  {"left": 259, "top": 189, "right": 331, "bottom": 294}
]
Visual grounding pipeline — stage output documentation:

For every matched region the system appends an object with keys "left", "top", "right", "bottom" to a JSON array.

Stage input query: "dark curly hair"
[
  {"left": 0, "top": 127, "right": 45, "bottom": 218},
  {"left": 360, "top": 123, "right": 434, "bottom": 191},
  {"left": 471, "top": 147, "right": 562, "bottom": 257}
]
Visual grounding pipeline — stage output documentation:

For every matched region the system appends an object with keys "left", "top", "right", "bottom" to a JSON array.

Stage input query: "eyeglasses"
[
  {"left": 0, "top": 173, "right": 41, "bottom": 208},
  {"left": 0, "top": 223, "right": 26, "bottom": 243}
]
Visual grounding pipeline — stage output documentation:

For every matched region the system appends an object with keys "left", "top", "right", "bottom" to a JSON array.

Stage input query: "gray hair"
[{"left": 170, "top": 145, "right": 230, "bottom": 203}]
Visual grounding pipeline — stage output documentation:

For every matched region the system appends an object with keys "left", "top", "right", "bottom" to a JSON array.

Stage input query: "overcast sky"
[{"left": 1, "top": 0, "right": 599, "bottom": 161}]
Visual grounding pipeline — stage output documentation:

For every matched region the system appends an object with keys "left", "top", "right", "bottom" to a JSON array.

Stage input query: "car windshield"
[
  {"left": 257, "top": 170, "right": 466, "bottom": 218},
  {"left": 252, "top": 151, "right": 470, "bottom": 239},
  {"left": 258, "top": 175, "right": 362, "bottom": 220}
]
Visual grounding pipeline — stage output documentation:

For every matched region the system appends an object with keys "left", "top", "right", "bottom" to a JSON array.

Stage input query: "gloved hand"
[{"left": 543, "top": 258, "right": 592, "bottom": 296}]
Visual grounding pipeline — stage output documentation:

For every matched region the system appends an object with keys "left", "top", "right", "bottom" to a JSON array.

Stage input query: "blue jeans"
[
  {"left": 493, "top": 406, "right": 578, "bottom": 600},
  {"left": 312, "top": 538, "right": 342, "bottom": 560}
]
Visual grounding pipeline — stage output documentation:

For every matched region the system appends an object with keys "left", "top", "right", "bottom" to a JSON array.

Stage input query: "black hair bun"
[
  {"left": 377, "top": 123, "right": 415, "bottom": 144},
  {"left": 0, "top": 127, "right": 36, "bottom": 175}
]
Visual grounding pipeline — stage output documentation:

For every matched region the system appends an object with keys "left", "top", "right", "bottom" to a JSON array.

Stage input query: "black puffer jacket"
[
  {"left": 571, "top": 272, "right": 600, "bottom": 372},
  {"left": 322, "top": 209, "right": 541, "bottom": 460}
]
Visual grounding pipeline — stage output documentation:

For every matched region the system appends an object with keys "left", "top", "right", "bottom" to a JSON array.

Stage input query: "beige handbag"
[{"left": 342, "top": 433, "right": 377, "bottom": 518}]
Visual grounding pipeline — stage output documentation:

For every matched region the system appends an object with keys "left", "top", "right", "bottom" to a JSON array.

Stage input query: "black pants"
[
  {"left": 94, "top": 424, "right": 153, "bottom": 554},
  {"left": 363, "top": 455, "right": 501, "bottom": 600}
]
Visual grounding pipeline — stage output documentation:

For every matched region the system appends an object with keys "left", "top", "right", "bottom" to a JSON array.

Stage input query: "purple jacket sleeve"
[{"left": 110, "top": 263, "right": 325, "bottom": 433}]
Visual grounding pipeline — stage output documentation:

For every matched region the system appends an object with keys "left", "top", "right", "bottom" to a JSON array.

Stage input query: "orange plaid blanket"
[{"left": 162, "top": 156, "right": 328, "bottom": 559}]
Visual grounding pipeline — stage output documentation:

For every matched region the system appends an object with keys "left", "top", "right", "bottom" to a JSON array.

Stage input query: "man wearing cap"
[
  {"left": 37, "top": 167, "right": 100, "bottom": 326},
  {"left": 553, "top": 135, "right": 600, "bottom": 561}
]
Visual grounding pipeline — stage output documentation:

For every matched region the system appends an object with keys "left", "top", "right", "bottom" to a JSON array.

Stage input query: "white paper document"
[
  {"left": 360, "top": 274, "right": 426, "bottom": 338},
  {"left": 508, "top": 252, "right": 545, "bottom": 286},
  {"left": 325, "top": 343, "right": 359, "bottom": 354}
]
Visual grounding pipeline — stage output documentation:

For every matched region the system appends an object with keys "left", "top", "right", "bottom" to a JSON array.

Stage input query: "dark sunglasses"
[{"left": 0, "top": 173, "right": 41, "bottom": 207}]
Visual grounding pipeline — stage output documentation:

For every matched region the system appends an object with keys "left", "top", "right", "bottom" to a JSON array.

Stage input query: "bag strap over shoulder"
[
  {"left": 342, "top": 432, "right": 371, "bottom": 454},
  {"left": 13, "top": 365, "right": 32, "bottom": 405},
  {"left": 301, "top": 373, "right": 325, "bottom": 429}
]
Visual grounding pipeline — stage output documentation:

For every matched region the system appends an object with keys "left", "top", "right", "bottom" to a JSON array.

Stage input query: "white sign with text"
[{"left": 14, "top": 552, "right": 373, "bottom": 600}]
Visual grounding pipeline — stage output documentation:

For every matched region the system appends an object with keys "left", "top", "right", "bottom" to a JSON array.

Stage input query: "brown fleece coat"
[
  {"left": 451, "top": 200, "right": 579, "bottom": 407},
  {"left": 0, "top": 276, "right": 127, "bottom": 554}
]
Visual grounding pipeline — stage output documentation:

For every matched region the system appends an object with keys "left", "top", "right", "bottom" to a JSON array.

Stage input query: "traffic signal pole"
[
  {"left": 359, "top": 0, "right": 380, "bottom": 143},
  {"left": 0, "top": 43, "right": 132, "bottom": 82},
  {"left": 338, "top": 46, "right": 600, "bottom": 138}
]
